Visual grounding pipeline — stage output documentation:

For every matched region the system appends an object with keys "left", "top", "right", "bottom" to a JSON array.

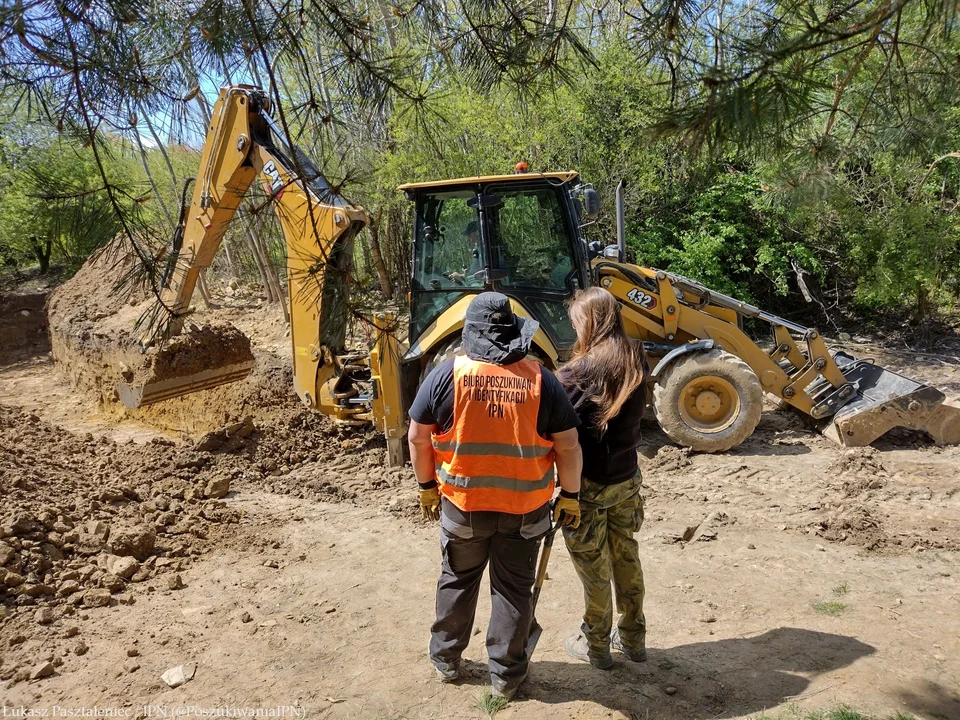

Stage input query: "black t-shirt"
[
  {"left": 409, "top": 357, "right": 581, "bottom": 437},
  {"left": 557, "top": 369, "right": 646, "bottom": 485}
]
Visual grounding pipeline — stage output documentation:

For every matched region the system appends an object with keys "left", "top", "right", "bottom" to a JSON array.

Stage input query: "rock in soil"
[
  {"left": 161, "top": 663, "right": 196, "bottom": 688},
  {"left": 82, "top": 589, "right": 112, "bottom": 608},
  {"left": 105, "top": 524, "right": 156, "bottom": 562},
  {"left": 30, "top": 661, "right": 55, "bottom": 680}
]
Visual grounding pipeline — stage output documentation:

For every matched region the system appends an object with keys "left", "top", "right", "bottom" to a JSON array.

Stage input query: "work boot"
[
  {"left": 565, "top": 633, "right": 614, "bottom": 669},
  {"left": 491, "top": 670, "right": 526, "bottom": 701},
  {"left": 611, "top": 627, "right": 647, "bottom": 662},
  {"left": 433, "top": 659, "right": 461, "bottom": 683}
]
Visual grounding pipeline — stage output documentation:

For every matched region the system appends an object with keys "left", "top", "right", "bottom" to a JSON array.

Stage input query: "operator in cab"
[
  {"left": 407, "top": 292, "right": 583, "bottom": 701},
  {"left": 447, "top": 220, "right": 483, "bottom": 286}
]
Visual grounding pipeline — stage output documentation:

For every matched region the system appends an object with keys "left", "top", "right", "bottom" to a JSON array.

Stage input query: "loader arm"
[
  {"left": 594, "top": 261, "right": 959, "bottom": 448},
  {"left": 124, "top": 85, "right": 405, "bottom": 450}
]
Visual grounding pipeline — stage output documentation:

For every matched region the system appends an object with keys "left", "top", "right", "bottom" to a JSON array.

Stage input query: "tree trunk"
[
  {"left": 377, "top": 0, "right": 398, "bottom": 51},
  {"left": 367, "top": 214, "right": 394, "bottom": 299},
  {"left": 196, "top": 270, "right": 217, "bottom": 310},
  {"left": 258, "top": 233, "right": 290, "bottom": 323},
  {"left": 31, "top": 235, "right": 52, "bottom": 274},
  {"left": 132, "top": 130, "right": 176, "bottom": 230},
  {"left": 243, "top": 218, "right": 276, "bottom": 302}
]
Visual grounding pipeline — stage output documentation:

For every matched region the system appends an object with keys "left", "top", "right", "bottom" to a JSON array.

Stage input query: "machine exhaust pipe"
[{"left": 615, "top": 180, "right": 626, "bottom": 263}]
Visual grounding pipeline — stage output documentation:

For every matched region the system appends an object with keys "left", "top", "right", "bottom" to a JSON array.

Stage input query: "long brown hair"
[{"left": 560, "top": 287, "right": 647, "bottom": 433}]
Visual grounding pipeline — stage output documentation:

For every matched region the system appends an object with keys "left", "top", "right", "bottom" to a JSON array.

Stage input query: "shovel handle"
[{"left": 531, "top": 524, "right": 560, "bottom": 613}]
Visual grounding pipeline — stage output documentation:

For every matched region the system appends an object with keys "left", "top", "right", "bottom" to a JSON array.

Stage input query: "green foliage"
[
  {"left": 812, "top": 600, "right": 848, "bottom": 616},
  {"left": 2, "top": 0, "right": 960, "bottom": 331},
  {"left": 631, "top": 169, "right": 814, "bottom": 304},
  {"left": 0, "top": 114, "right": 121, "bottom": 271},
  {"left": 0, "top": 99, "right": 194, "bottom": 274},
  {"left": 474, "top": 689, "right": 509, "bottom": 716},
  {"left": 752, "top": 704, "right": 916, "bottom": 720}
]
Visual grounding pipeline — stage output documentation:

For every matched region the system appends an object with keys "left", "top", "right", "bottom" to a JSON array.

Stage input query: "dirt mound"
[
  {"left": 647, "top": 445, "right": 693, "bottom": 471},
  {"left": 134, "top": 323, "right": 253, "bottom": 384},
  {"left": 203, "top": 409, "right": 417, "bottom": 510},
  {"left": 0, "top": 404, "right": 242, "bottom": 614},
  {"left": 814, "top": 506, "right": 890, "bottom": 551},
  {"left": 828, "top": 447, "right": 888, "bottom": 477},
  {"left": 0, "top": 394, "right": 417, "bottom": 686}
]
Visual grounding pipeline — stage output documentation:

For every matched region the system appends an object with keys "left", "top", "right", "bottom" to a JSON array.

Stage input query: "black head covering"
[
  {"left": 464, "top": 220, "right": 479, "bottom": 236},
  {"left": 461, "top": 292, "right": 539, "bottom": 365}
]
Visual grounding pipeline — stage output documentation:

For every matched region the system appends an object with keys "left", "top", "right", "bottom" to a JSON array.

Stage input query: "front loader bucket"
[
  {"left": 114, "top": 324, "right": 255, "bottom": 409},
  {"left": 821, "top": 352, "right": 960, "bottom": 447}
]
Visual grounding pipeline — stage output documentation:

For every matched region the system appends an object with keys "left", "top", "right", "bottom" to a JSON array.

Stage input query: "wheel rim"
[{"left": 678, "top": 375, "right": 740, "bottom": 433}]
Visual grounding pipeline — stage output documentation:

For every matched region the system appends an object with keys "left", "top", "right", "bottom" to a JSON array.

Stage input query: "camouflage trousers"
[{"left": 562, "top": 472, "right": 646, "bottom": 657}]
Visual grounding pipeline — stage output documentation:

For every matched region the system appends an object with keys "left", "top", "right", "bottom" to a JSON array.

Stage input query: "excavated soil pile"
[
  {"left": 231, "top": 409, "right": 417, "bottom": 508},
  {"left": 0, "top": 398, "right": 415, "bottom": 686},
  {"left": 47, "top": 252, "right": 254, "bottom": 428},
  {"left": 0, "top": 404, "right": 243, "bottom": 611},
  {"left": 144, "top": 324, "right": 252, "bottom": 383}
]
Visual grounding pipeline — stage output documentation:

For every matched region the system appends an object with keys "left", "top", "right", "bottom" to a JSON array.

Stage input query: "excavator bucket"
[
  {"left": 116, "top": 361, "right": 254, "bottom": 408},
  {"left": 114, "top": 325, "right": 255, "bottom": 409},
  {"left": 821, "top": 351, "right": 960, "bottom": 447}
]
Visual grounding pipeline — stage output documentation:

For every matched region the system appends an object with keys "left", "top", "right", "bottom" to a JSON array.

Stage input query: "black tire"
[
  {"left": 420, "top": 334, "right": 464, "bottom": 384},
  {"left": 653, "top": 349, "right": 763, "bottom": 452}
]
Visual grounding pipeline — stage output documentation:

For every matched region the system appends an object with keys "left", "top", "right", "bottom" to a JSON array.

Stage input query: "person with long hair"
[{"left": 556, "top": 286, "right": 649, "bottom": 669}]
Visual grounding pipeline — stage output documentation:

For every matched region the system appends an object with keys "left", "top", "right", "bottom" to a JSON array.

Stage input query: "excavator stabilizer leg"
[{"left": 823, "top": 353, "right": 960, "bottom": 446}]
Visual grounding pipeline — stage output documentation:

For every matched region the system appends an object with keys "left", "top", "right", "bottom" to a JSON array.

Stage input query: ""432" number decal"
[{"left": 626, "top": 287, "right": 658, "bottom": 310}]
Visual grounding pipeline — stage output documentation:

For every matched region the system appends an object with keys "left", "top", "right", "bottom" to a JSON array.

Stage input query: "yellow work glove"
[
  {"left": 419, "top": 482, "right": 441, "bottom": 522},
  {"left": 553, "top": 491, "right": 581, "bottom": 529}
]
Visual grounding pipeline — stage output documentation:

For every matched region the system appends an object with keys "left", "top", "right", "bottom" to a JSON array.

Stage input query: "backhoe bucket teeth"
[
  {"left": 116, "top": 360, "right": 255, "bottom": 409},
  {"left": 821, "top": 353, "right": 960, "bottom": 447}
]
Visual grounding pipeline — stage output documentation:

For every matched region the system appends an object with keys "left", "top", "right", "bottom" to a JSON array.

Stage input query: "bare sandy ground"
[{"left": 1, "top": 284, "right": 958, "bottom": 719}]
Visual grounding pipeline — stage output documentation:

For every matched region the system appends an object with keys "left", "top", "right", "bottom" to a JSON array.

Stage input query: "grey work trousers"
[{"left": 429, "top": 498, "right": 550, "bottom": 694}]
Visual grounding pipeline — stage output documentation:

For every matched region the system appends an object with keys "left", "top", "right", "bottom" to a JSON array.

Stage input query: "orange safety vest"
[{"left": 431, "top": 356, "right": 555, "bottom": 514}]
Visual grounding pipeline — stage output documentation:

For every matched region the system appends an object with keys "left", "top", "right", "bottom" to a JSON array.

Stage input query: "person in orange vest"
[{"left": 408, "top": 292, "right": 583, "bottom": 700}]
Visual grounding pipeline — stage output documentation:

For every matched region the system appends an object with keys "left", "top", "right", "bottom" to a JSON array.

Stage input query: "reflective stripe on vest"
[{"left": 431, "top": 356, "right": 555, "bottom": 514}]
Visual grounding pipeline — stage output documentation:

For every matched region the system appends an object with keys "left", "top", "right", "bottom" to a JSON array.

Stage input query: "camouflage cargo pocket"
[{"left": 563, "top": 504, "right": 604, "bottom": 553}]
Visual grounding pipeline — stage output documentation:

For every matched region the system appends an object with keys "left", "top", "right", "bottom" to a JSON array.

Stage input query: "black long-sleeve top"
[{"left": 557, "top": 372, "right": 646, "bottom": 485}]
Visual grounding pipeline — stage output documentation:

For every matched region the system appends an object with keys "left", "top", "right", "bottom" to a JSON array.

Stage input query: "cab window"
[
  {"left": 413, "top": 190, "right": 482, "bottom": 291},
  {"left": 490, "top": 188, "right": 574, "bottom": 291}
]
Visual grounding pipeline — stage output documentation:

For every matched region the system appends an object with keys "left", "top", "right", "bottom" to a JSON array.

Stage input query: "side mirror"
[{"left": 583, "top": 188, "right": 601, "bottom": 219}]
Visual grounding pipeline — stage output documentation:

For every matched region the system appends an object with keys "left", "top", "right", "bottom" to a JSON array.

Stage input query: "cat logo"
[{"left": 262, "top": 160, "right": 284, "bottom": 194}]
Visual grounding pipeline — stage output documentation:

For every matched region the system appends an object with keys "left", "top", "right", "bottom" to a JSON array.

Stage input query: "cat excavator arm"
[{"left": 117, "top": 86, "right": 404, "bottom": 456}]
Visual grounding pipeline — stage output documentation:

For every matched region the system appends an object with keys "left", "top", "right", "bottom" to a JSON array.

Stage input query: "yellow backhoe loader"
[{"left": 118, "top": 84, "right": 959, "bottom": 463}]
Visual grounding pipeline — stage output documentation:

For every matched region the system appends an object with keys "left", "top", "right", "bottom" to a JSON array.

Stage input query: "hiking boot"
[
  {"left": 491, "top": 670, "right": 526, "bottom": 701},
  {"left": 611, "top": 628, "right": 647, "bottom": 662},
  {"left": 565, "top": 633, "right": 614, "bottom": 669},
  {"left": 433, "top": 660, "right": 461, "bottom": 683}
]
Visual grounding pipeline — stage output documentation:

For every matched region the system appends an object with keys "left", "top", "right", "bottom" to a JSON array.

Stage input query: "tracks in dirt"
[{"left": 639, "top": 418, "right": 960, "bottom": 553}]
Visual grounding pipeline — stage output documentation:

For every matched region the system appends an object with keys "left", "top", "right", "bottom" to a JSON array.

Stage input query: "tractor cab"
[{"left": 399, "top": 171, "right": 599, "bottom": 367}]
